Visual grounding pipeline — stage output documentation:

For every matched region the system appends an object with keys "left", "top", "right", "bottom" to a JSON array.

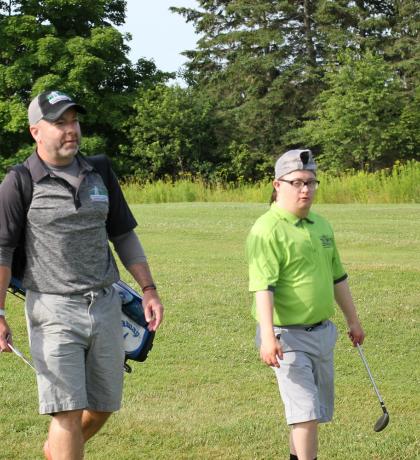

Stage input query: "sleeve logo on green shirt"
[{"left": 320, "top": 235, "right": 333, "bottom": 248}]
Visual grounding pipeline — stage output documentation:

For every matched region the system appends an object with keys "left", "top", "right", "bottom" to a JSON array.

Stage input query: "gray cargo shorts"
[
  {"left": 25, "top": 286, "right": 125, "bottom": 415},
  {"left": 256, "top": 320, "right": 338, "bottom": 425}
]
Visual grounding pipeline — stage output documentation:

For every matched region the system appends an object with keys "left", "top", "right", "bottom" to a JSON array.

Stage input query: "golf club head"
[{"left": 374, "top": 411, "right": 389, "bottom": 432}]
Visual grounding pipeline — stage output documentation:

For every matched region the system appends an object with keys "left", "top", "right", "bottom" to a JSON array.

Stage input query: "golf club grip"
[{"left": 356, "top": 344, "right": 385, "bottom": 404}]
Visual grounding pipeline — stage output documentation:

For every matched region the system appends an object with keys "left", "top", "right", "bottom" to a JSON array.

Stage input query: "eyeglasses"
[{"left": 278, "top": 179, "right": 320, "bottom": 190}]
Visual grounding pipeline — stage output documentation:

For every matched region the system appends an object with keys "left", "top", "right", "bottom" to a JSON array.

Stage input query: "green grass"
[{"left": 1, "top": 203, "right": 419, "bottom": 459}]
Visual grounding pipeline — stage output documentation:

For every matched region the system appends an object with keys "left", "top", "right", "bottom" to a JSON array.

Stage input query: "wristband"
[
  {"left": 142, "top": 284, "right": 157, "bottom": 293},
  {"left": 0, "top": 309, "right": 5, "bottom": 317}
]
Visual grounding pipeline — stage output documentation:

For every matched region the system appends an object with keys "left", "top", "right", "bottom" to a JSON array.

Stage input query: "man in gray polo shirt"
[{"left": 0, "top": 90, "right": 164, "bottom": 460}]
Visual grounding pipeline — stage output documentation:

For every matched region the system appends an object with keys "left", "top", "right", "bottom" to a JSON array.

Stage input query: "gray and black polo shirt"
[{"left": 0, "top": 152, "right": 137, "bottom": 294}]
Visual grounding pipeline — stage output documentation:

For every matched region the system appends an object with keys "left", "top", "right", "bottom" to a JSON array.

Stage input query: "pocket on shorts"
[
  {"left": 273, "top": 326, "right": 293, "bottom": 352},
  {"left": 26, "top": 291, "right": 82, "bottom": 329},
  {"left": 327, "top": 320, "right": 338, "bottom": 348},
  {"left": 255, "top": 324, "right": 279, "bottom": 349},
  {"left": 26, "top": 291, "right": 60, "bottom": 328},
  {"left": 113, "top": 285, "right": 123, "bottom": 307}
]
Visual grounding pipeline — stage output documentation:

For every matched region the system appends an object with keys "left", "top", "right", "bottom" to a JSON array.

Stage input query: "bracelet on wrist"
[
  {"left": 142, "top": 284, "right": 157, "bottom": 293},
  {"left": 0, "top": 308, "right": 5, "bottom": 317}
]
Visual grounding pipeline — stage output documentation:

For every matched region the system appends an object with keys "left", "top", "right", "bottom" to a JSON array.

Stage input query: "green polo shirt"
[{"left": 247, "top": 203, "right": 347, "bottom": 326}]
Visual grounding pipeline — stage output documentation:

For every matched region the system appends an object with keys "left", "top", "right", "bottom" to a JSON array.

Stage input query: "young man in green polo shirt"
[{"left": 247, "top": 149, "right": 365, "bottom": 460}]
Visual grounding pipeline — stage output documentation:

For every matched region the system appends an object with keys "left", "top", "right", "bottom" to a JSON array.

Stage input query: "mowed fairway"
[{"left": 0, "top": 203, "right": 419, "bottom": 460}]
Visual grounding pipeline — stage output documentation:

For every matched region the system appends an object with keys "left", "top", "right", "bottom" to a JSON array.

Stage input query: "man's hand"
[
  {"left": 260, "top": 335, "right": 283, "bottom": 368},
  {"left": 0, "top": 317, "right": 12, "bottom": 353},
  {"left": 348, "top": 321, "right": 365, "bottom": 346},
  {"left": 142, "top": 290, "right": 164, "bottom": 332}
]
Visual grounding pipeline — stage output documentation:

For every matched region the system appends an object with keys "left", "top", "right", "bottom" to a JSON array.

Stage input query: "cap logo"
[{"left": 47, "top": 91, "right": 72, "bottom": 105}]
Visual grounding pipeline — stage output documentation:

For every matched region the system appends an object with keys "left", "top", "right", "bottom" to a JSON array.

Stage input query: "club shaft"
[
  {"left": 6, "top": 340, "right": 37, "bottom": 373},
  {"left": 356, "top": 344, "right": 385, "bottom": 405}
]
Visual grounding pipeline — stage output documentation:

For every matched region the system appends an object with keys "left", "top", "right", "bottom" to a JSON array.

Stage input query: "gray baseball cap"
[
  {"left": 274, "top": 149, "right": 317, "bottom": 179},
  {"left": 28, "top": 90, "right": 86, "bottom": 125}
]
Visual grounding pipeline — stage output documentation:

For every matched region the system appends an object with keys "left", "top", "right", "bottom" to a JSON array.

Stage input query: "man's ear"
[
  {"left": 273, "top": 179, "right": 281, "bottom": 192},
  {"left": 29, "top": 125, "right": 39, "bottom": 142}
]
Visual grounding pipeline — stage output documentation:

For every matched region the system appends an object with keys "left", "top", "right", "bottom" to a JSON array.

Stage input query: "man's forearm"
[
  {"left": 127, "top": 262, "right": 164, "bottom": 331},
  {"left": 334, "top": 279, "right": 360, "bottom": 325},
  {"left": 127, "top": 262, "right": 157, "bottom": 293},
  {"left": 255, "top": 290, "right": 283, "bottom": 366},
  {"left": 334, "top": 278, "right": 365, "bottom": 345},
  {"left": 256, "top": 290, "right": 275, "bottom": 338},
  {"left": 0, "top": 265, "right": 12, "bottom": 311}
]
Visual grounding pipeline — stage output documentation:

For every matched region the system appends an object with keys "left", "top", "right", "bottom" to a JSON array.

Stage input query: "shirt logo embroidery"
[
  {"left": 320, "top": 235, "right": 333, "bottom": 248},
  {"left": 89, "top": 185, "right": 108, "bottom": 203}
]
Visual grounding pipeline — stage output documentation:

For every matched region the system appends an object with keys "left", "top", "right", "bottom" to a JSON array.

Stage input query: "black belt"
[
  {"left": 304, "top": 321, "right": 323, "bottom": 331},
  {"left": 274, "top": 320, "right": 324, "bottom": 332}
]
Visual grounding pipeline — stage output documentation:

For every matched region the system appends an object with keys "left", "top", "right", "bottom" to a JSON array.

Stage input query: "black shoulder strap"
[
  {"left": 9, "top": 155, "right": 111, "bottom": 211},
  {"left": 10, "top": 164, "right": 33, "bottom": 212},
  {"left": 7, "top": 164, "right": 33, "bottom": 282}
]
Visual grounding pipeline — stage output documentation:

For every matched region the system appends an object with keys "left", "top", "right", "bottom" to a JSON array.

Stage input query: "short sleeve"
[
  {"left": 331, "top": 233, "right": 347, "bottom": 282},
  {"left": 246, "top": 227, "right": 282, "bottom": 292},
  {"left": 100, "top": 157, "right": 137, "bottom": 238}
]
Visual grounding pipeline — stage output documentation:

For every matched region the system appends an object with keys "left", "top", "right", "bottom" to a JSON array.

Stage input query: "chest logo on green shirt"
[
  {"left": 89, "top": 185, "right": 109, "bottom": 203},
  {"left": 320, "top": 235, "right": 333, "bottom": 248}
]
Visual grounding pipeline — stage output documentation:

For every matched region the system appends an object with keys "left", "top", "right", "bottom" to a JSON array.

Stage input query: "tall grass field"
[
  {"left": 0, "top": 203, "right": 419, "bottom": 459},
  {"left": 122, "top": 161, "right": 420, "bottom": 205}
]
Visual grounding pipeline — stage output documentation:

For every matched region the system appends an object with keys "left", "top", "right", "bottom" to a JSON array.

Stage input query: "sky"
[{"left": 118, "top": 0, "right": 201, "bottom": 77}]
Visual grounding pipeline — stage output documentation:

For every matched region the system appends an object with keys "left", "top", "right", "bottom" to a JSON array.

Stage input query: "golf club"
[
  {"left": 356, "top": 343, "right": 389, "bottom": 432},
  {"left": 5, "top": 335, "right": 37, "bottom": 373}
]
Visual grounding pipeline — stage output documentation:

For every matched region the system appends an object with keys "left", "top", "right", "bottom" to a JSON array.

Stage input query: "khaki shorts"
[
  {"left": 256, "top": 320, "right": 338, "bottom": 425},
  {"left": 25, "top": 287, "right": 124, "bottom": 415}
]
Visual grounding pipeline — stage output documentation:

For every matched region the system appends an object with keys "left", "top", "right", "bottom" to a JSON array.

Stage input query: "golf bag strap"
[
  {"left": 10, "top": 164, "right": 33, "bottom": 212},
  {"left": 10, "top": 154, "right": 112, "bottom": 211}
]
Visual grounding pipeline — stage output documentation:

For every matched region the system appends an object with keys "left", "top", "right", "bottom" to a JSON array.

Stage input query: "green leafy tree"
[
  {"left": 0, "top": 0, "right": 172, "bottom": 177},
  {"left": 0, "top": 12, "right": 44, "bottom": 164},
  {"left": 294, "top": 51, "right": 416, "bottom": 171},
  {"left": 18, "top": 0, "right": 127, "bottom": 36},
  {"left": 123, "top": 84, "right": 218, "bottom": 181}
]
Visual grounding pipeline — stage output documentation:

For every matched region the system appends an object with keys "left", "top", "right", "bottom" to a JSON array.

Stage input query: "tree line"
[{"left": 1, "top": 0, "right": 419, "bottom": 182}]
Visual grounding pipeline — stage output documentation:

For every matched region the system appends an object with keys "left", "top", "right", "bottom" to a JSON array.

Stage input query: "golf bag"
[
  {"left": 113, "top": 279, "right": 155, "bottom": 372},
  {"left": 8, "top": 277, "right": 155, "bottom": 372}
]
